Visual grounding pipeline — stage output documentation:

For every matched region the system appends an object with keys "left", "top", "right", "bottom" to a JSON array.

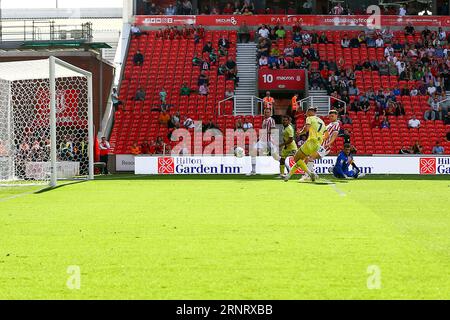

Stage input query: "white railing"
[
  {"left": 299, "top": 95, "right": 347, "bottom": 115},
  {"left": 218, "top": 95, "right": 234, "bottom": 116},
  {"left": 218, "top": 95, "right": 264, "bottom": 115},
  {"left": 437, "top": 97, "right": 450, "bottom": 110},
  {"left": 250, "top": 96, "right": 264, "bottom": 115}
]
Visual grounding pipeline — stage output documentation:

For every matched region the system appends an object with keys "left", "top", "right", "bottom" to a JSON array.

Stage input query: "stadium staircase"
[
  {"left": 234, "top": 43, "right": 258, "bottom": 115},
  {"left": 305, "top": 89, "right": 330, "bottom": 115}
]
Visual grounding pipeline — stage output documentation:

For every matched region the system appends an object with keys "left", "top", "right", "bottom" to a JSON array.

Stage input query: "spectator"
[
  {"left": 202, "top": 120, "right": 218, "bottom": 132},
  {"left": 399, "top": 5, "right": 407, "bottom": 16},
  {"left": 169, "top": 111, "right": 181, "bottom": 129},
  {"left": 238, "top": 21, "right": 250, "bottom": 43},
  {"left": 223, "top": 2, "right": 234, "bottom": 14},
  {"left": 259, "top": 55, "right": 268, "bottom": 66},
  {"left": 263, "top": 91, "right": 274, "bottom": 111},
  {"left": 181, "top": 0, "right": 192, "bottom": 15},
  {"left": 199, "top": 84, "right": 209, "bottom": 96},
  {"left": 404, "top": 23, "right": 414, "bottom": 36},
  {"left": 159, "top": 88, "right": 167, "bottom": 105},
  {"left": 276, "top": 26, "right": 286, "bottom": 40},
  {"left": 218, "top": 36, "right": 230, "bottom": 51},
  {"left": 140, "top": 140, "right": 152, "bottom": 155},
  {"left": 380, "top": 116, "right": 390, "bottom": 129},
  {"left": 202, "top": 41, "right": 213, "bottom": 54},
  {"left": 375, "top": 36, "right": 384, "bottom": 48},
  {"left": 165, "top": 4, "right": 176, "bottom": 15},
  {"left": 192, "top": 53, "right": 202, "bottom": 66},
  {"left": 258, "top": 25, "right": 270, "bottom": 39},
  {"left": 225, "top": 57, "right": 238, "bottom": 80},
  {"left": 408, "top": 115, "right": 421, "bottom": 128},
  {"left": 341, "top": 35, "right": 350, "bottom": 48},
  {"left": 371, "top": 114, "right": 381, "bottom": 128},
  {"left": 242, "top": 7, "right": 253, "bottom": 15},
  {"left": 235, "top": 119, "right": 244, "bottom": 131},
  {"left": 412, "top": 140, "right": 423, "bottom": 154},
  {"left": 131, "top": 25, "right": 143, "bottom": 37},
  {"left": 154, "top": 136, "right": 165, "bottom": 155},
  {"left": 198, "top": 70, "right": 209, "bottom": 87},
  {"left": 446, "top": 130, "right": 450, "bottom": 142},
  {"left": 243, "top": 120, "right": 253, "bottom": 131},
  {"left": 99, "top": 136, "right": 110, "bottom": 174},
  {"left": 130, "top": 141, "right": 141, "bottom": 155},
  {"left": 432, "top": 141, "right": 445, "bottom": 154},
  {"left": 340, "top": 113, "right": 353, "bottom": 124},
  {"left": 399, "top": 146, "right": 413, "bottom": 154},
  {"left": 444, "top": 110, "right": 450, "bottom": 125},
  {"left": 133, "top": 50, "right": 144, "bottom": 66},
  {"left": 180, "top": 83, "right": 191, "bottom": 96},
  {"left": 424, "top": 97, "right": 441, "bottom": 120},
  {"left": 144, "top": 1, "right": 158, "bottom": 15},
  {"left": 201, "top": 60, "right": 210, "bottom": 71},
  {"left": 111, "top": 88, "right": 123, "bottom": 111},
  {"left": 159, "top": 110, "right": 171, "bottom": 126},
  {"left": 134, "top": 88, "right": 145, "bottom": 101},
  {"left": 183, "top": 116, "right": 195, "bottom": 129},
  {"left": 331, "top": 2, "right": 343, "bottom": 14}
]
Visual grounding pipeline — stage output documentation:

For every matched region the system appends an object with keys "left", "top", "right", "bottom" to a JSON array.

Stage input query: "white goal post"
[{"left": 0, "top": 57, "right": 94, "bottom": 187}]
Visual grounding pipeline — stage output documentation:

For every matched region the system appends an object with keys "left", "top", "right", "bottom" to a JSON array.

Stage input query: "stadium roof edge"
[
  {"left": 0, "top": 58, "right": 85, "bottom": 81},
  {"left": 1, "top": 8, "right": 122, "bottom": 20}
]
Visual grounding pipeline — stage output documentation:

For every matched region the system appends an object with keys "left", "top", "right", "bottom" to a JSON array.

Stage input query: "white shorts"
[
  {"left": 253, "top": 140, "right": 277, "bottom": 156},
  {"left": 317, "top": 146, "right": 330, "bottom": 159}
]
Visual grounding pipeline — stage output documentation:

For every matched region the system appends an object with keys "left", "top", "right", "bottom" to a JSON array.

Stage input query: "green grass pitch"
[{"left": 0, "top": 174, "right": 449, "bottom": 299}]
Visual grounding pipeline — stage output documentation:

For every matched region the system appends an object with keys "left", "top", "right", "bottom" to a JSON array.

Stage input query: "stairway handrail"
[
  {"left": 218, "top": 95, "right": 235, "bottom": 116},
  {"left": 299, "top": 95, "right": 347, "bottom": 115}
]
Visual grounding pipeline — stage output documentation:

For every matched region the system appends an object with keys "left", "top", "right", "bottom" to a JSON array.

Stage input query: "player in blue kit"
[{"left": 331, "top": 144, "right": 365, "bottom": 179}]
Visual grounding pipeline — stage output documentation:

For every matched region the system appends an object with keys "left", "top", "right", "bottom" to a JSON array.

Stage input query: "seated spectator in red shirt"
[
  {"left": 371, "top": 114, "right": 381, "bottom": 128},
  {"left": 140, "top": 140, "right": 151, "bottom": 154},
  {"left": 154, "top": 136, "right": 165, "bottom": 155},
  {"left": 222, "top": 2, "right": 234, "bottom": 14}
]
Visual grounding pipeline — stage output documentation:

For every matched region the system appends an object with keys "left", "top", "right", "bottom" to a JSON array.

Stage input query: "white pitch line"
[{"left": 322, "top": 178, "right": 347, "bottom": 197}]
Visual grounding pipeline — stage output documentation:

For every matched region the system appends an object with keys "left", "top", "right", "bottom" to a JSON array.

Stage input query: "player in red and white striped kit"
[
  {"left": 299, "top": 110, "right": 340, "bottom": 181},
  {"left": 247, "top": 108, "right": 280, "bottom": 175}
]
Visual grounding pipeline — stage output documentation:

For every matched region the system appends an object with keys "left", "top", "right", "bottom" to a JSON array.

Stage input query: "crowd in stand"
[
  {"left": 139, "top": 0, "right": 445, "bottom": 16},
  {"left": 256, "top": 24, "right": 450, "bottom": 128}
]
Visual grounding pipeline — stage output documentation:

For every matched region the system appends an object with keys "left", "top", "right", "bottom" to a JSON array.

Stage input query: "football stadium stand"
[{"left": 109, "top": 21, "right": 450, "bottom": 156}]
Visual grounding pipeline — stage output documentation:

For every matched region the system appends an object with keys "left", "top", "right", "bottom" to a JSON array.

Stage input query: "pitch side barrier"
[{"left": 111, "top": 155, "right": 450, "bottom": 175}]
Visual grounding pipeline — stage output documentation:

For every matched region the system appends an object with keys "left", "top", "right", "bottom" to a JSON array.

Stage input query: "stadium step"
[
  {"left": 234, "top": 43, "right": 258, "bottom": 115},
  {"left": 305, "top": 89, "right": 330, "bottom": 116}
]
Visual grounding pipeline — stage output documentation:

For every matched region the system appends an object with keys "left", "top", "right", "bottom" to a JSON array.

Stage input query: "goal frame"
[{"left": 48, "top": 56, "right": 94, "bottom": 187}]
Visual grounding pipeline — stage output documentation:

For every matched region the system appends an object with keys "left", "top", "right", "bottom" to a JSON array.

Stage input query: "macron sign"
[{"left": 258, "top": 69, "right": 306, "bottom": 91}]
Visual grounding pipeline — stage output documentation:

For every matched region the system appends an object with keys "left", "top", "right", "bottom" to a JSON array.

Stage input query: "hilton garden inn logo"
[
  {"left": 420, "top": 157, "right": 450, "bottom": 174},
  {"left": 158, "top": 157, "right": 243, "bottom": 174}
]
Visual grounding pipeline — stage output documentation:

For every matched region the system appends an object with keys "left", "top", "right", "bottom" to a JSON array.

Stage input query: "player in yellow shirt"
[
  {"left": 284, "top": 107, "right": 326, "bottom": 182},
  {"left": 279, "top": 115, "right": 297, "bottom": 177}
]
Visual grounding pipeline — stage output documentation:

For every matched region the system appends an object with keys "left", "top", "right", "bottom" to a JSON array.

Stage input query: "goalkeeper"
[{"left": 331, "top": 144, "right": 365, "bottom": 179}]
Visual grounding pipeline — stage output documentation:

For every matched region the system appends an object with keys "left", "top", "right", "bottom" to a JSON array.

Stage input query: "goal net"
[{"left": 0, "top": 57, "right": 93, "bottom": 187}]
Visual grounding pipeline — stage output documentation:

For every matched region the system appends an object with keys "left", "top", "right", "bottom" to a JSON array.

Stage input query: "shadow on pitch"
[{"left": 34, "top": 180, "right": 88, "bottom": 194}]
